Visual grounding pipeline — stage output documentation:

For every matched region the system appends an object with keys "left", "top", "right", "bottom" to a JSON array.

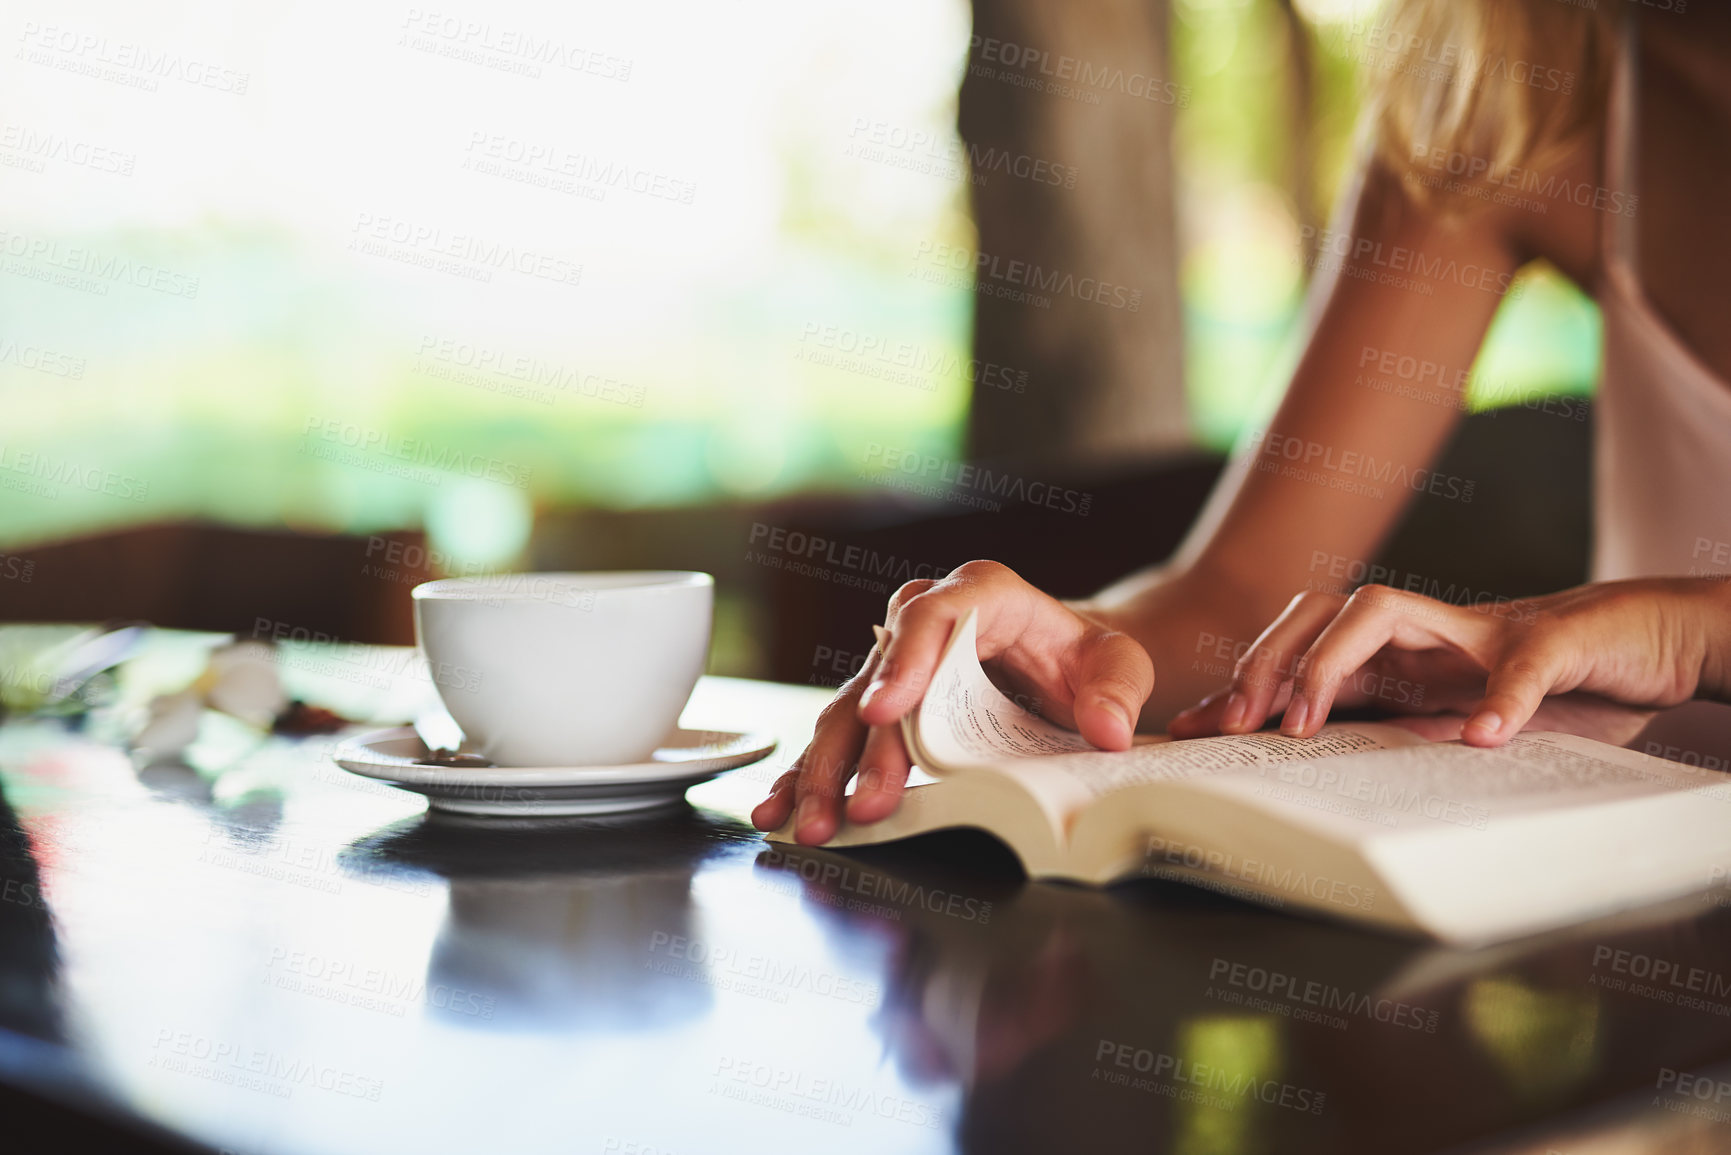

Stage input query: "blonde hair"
[{"left": 1364, "top": 0, "right": 1617, "bottom": 209}]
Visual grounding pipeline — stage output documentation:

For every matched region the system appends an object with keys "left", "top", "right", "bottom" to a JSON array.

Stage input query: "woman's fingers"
[
  {"left": 751, "top": 644, "right": 880, "bottom": 835},
  {"left": 858, "top": 579, "right": 941, "bottom": 723},
  {"left": 860, "top": 561, "right": 1036, "bottom": 727},
  {"left": 1171, "top": 592, "right": 1342, "bottom": 738},
  {"left": 1184, "top": 579, "right": 1707, "bottom": 745},
  {"left": 1221, "top": 592, "right": 1347, "bottom": 734},
  {"left": 845, "top": 722, "right": 914, "bottom": 824},
  {"left": 1463, "top": 638, "right": 1565, "bottom": 746},
  {"left": 787, "top": 689, "right": 874, "bottom": 843},
  {"left": 1168, "top": 689, "right": 1229, "bottom": 738},
  {"left": 1068, "top": 630, "right": 1155, "bottom": 749},
  {"left": 1171, "top": 683, "right": 1297, "bottom": 738},
  {"left": 1175, "top": 586, "right": 1516, "bottom": 738},
  {"left": 756, "top": 559, "right": 1069, "bottom": 840},
  {"left": 748, "top": 767, "right": 802, "bottom": 831},
  {"left": 1281, "top": 586, "right": 1504, "bottom": 737},
  {"left": 760, "top": 559, "right": 1158, "bottom": 839}
]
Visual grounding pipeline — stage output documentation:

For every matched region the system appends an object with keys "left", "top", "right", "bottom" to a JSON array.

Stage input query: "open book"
[{"left": 767, "top": 610, "right": 1731, "bottom": 944}]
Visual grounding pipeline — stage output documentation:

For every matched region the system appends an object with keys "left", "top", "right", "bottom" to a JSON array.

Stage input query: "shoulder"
[{"left": 1356, "top": 137, "right": 1607, "bottom": 293}]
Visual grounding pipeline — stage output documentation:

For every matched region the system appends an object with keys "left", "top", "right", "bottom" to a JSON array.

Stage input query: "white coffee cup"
[{"left": 413, "top": 572, "right": 713, "bottom": 767}]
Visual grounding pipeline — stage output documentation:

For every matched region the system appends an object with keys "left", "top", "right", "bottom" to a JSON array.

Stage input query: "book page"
[
  {"left": 994, "top": 725, "right": 1420, "bottom": 826},
  {"left": 905, "top": 609, "right": 1097, "bottom": 770},
  {"left": 1192, "top": 730, "right": 1731, "bottom": 843},
  {"left": 905, "top": 609, "right": 1422, "bottom": 820},
  {"left": 1015, "top": 726, "right": 1416, "bottom": 799}
]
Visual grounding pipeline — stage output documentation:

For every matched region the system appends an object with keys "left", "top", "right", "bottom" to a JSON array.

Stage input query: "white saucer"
[{"left": 331, "top": 726, "right": 778, "bottom": 817}]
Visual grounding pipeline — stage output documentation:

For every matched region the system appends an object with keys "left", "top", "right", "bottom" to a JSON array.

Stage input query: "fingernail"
[
  {"left": 1468, "top": 711, "right": 1502, "bottom": 737},
  {"left": 1099, "top": 698, "right": 1133, "bottom": 733},
  {"left": 1282, "top": 697, "right": 1310, "bottom": 736},
  {"left": 1222, "top": 692, "right": 1248, "bottom": 732},
  {"left": 861, "top": 678, "right": 904, "bottom": 712},
  {"left": 871, "top": 625, "right": 891, "bottom": 651},
  {"left": 856, "top": 766, "right": 883, "bottom": 794},
  {"left": 796, "top": 795, "right": 824, "bottom": 835}
]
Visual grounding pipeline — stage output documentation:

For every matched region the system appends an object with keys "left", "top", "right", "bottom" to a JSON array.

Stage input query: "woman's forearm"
[{"left": 1077, "top": 161, "right": 1527, "bottom": 723}]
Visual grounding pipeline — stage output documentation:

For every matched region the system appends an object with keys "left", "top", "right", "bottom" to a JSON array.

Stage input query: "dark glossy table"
[{"left": 5, "top": 631, "right": 1731, "bottom": 1155}]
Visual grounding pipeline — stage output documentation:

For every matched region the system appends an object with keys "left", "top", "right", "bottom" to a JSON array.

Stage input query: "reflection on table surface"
[{"left": 1, "top": 638, "right": 1731, "bottom": 1154}]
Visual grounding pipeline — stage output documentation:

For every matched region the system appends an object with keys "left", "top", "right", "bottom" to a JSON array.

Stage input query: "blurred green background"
[{"left": 0, "top": 0, "right": 1599, "bottom": 570}]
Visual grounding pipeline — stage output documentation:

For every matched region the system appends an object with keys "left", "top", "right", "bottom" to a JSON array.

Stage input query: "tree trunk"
[{"left": 960, "top": 0, "right": 1188, "bottom": 467}]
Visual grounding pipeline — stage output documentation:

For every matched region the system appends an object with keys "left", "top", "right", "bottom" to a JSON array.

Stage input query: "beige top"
[{"left": 1592, "top": 17, "right": 1731, "bottom": 580}]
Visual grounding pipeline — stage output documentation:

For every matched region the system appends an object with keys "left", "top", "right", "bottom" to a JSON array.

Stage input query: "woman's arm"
[
  {"left": 1080, "top": 159, "right": 1528, "bottom": 724},
  {"left": 756, "top": 155, "right": 1532, "bottom": 841}
]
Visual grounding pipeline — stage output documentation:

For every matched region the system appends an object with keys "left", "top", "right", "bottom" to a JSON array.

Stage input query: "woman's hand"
[
  {"left": 1171, "top": 578, "right": 1731, "bottom": 745},
  {"left": 750, "top": 560, "right": 1154, "bottom": 845}
]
